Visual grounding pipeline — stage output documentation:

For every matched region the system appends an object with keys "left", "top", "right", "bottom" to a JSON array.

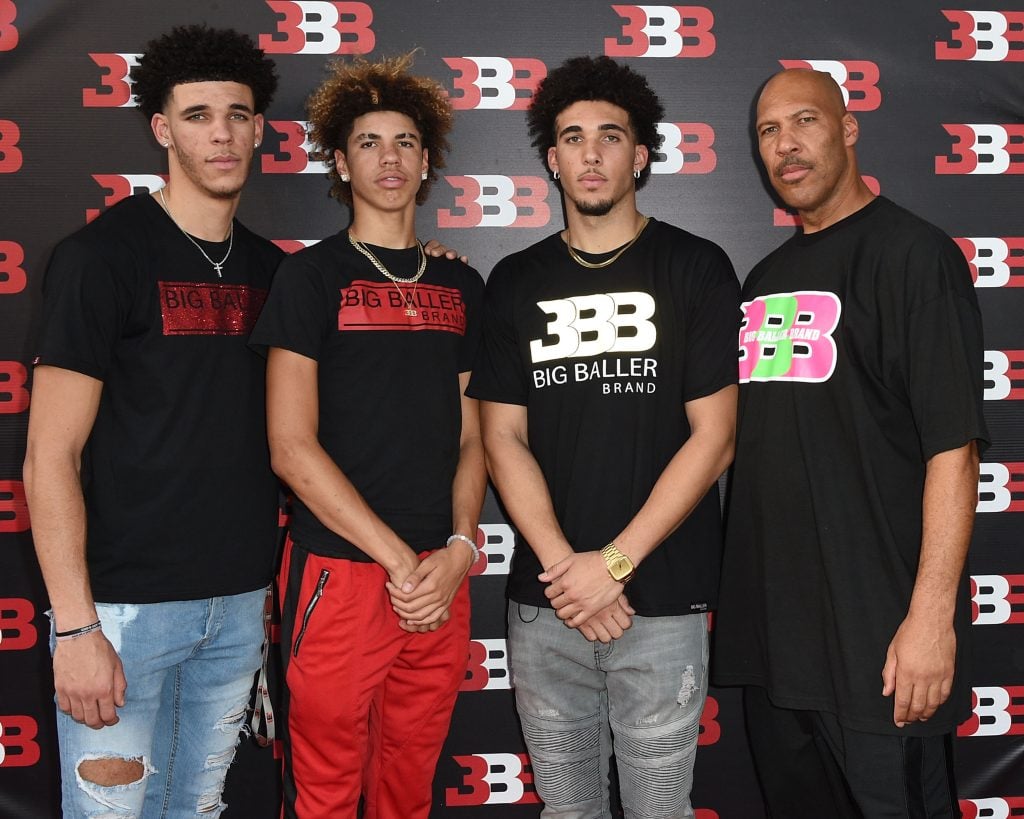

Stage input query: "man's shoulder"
[
  {"left": 232, "top": 220, "right": 286, "bottom": 265},
  {"left": 647, "top": 218, "right": 735, "bottom": 266}
]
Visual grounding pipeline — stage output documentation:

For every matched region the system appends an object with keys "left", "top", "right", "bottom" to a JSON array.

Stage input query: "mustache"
[{"left": 776, "top": 157, "right": 812, "bottom": 176}]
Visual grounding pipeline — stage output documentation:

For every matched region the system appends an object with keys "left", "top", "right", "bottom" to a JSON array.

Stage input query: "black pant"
[{"left": 743, "top": 686, "right": 959, "bottom": 819}]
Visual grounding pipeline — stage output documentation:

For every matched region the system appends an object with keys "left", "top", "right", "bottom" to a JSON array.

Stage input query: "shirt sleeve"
[
  {"left": 33, "top": 237, "right": 128, "bottom": 380},
  {"left": 466, "top": 259, "right": 529, "bottom": 405},
  {"left": 458, "top": 265, "right": 486, "bottom": 374},
  {"left": 249, "top": 253, "right": 332, "bottom": 361}
]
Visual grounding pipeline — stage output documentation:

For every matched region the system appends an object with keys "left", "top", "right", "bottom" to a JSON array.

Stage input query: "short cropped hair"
[
  {"left": 132, "top": 25, "right": 278, "bottom": 119},
  {"left": 306, "top": 53, "right": 453, "bottom": 206},
  {"left": 527, "top": 56, "right": 665, "bottom": 189}
]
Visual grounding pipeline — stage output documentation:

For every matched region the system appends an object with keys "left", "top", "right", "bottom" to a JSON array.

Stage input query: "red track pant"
[{"left": 279, "top": 536, "right": 470, "bottom": 818}]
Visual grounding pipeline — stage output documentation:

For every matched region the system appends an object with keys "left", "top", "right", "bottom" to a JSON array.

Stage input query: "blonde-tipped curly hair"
[{"left": 306, "top": 53, "right": 453, "bottom": 206}]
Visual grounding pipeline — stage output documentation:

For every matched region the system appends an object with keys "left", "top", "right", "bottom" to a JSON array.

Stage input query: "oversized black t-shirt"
[
  {"left": 714, "top": 197, "right": 989, "bottom": 735},
  {"left": 468, "top": 219, "right": 740, "bottom": 616},
  {"left": 249, "top": 232, "right": 484, "bottom": 560},
  {"left": 34, "top": 193, "right": 283, "bottom": 603}
]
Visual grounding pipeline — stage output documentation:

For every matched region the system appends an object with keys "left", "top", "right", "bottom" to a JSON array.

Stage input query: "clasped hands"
[
  {"left": 540, "top": 551, "right": 634, "bottom": 644},
  {"left": 386, "top": 542, "right": 474, "bottom": 633}
]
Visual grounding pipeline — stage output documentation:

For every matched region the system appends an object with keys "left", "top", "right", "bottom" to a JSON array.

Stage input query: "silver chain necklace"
[{"left": 158, "top": 187, "right": 233, "bottom": 277}]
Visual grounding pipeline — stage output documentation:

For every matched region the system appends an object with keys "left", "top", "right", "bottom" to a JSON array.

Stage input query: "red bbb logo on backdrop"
[
  {"left": 469, "top": 523, "right": 514, "bottom": 576},
  {"left": 83, "top": 53, "right": 141, "bottom": 108},
  {"left": 652, "top": 122, "right": 716, "bottom": 174},
  {"left": 261, "top": 121, "right": 330, "bottom": 175},
  {"left": 0, "top": 361, "right": 29, "bottom": 413},
  {"left": 0, "top": 119, "right": 22, "bottom": 173},
  {"left": 437, "top": 176, "right": 550, "bottom": 229},
  {"left": 958, "top": 687, "right": 1024, "bottom": 737},
  {"left": 259, "top": 1, "right": 373, "bottom": 54},
  {"left": 957, "top": 237, "right": 1024, "bottom": 287},
  {"left": 271, "top": 239, "right": 320, "bottom": 254},
  {"left": 777, "top": 60, "right": 881, "bottom": 111},
  {"left": 936, "top": 125, "right": 1024, "bottom": 174},
  {"left": 937, "top": 11, "right": 1024, "bottom": 61},
  {"left": 699, "top": 694, "right": 721, "bottom": 745},
  {"left": 972, "top": 575, "right": 1024, "bottom": 625},
  {"left": 774, "top": 176, "right": 880, "bottom": 227},
  {"left": 444, "top": 57, "right": 546, "bottom": 110},
  {"left": 977, "top": 463, "right": 1024, "bottom": 513},
  {"left": 0, "top": 480, "right": 29, "bottom": 532},
  {"left": 605, "top": 5, "right": 715, "bottom": 57},
  {"left": 86, "top": 174, "right": 166, "bottom": 222},
  {"left": 961, "top": 798, "right": 1024, "bottom": 818},
  {"left": 0, "top": 599, "right": 36, "bottom": 651},
  {"left": 461, "top": 639, "right": 510, "bottom": 691},
  {"left": 0, "top": 0, "right": 17, "bottom": 51},
  {"left": 446, "top": 753, "right": 540, "bottom": 806},
  {"left": 0, "top": 241, "right": 25, "bottom": 295},
  {"left": 985, "top": 351, "right": 1024, "bottom": 401},
  {"left": 0, "top": 716, "right": 40, "bottom": 767}
]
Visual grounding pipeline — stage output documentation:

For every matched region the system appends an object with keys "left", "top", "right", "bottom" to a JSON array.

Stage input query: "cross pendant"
[{"left": 213, "top": 263, "right": 223, "bottom": 277}]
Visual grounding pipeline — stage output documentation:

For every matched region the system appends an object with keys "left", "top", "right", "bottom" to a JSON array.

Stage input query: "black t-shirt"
[
  {"left": 249, "top": 232, "right": 484, "bottom": 559},
  {"left": 714, "top": 197, "right": 989, "bottom": 735},
  {"left": 34, "top": 193, "right": 283, "bottom": 603},
  {"left": 468, "top": 218, "right": 740, "bottom": 616}
]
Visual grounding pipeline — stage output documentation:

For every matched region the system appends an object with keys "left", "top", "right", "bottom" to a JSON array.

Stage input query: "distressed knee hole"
[
  {"left": 197, "top": 790, "right": 227, "bottom": 816},
  {"left": 78, "top": 756, "right": 145, "bottom": 787},
  {"left": 677, "top": 665, "right": 698, "bottom": 707},
  {"left": 214, "top": 702, "right": 247, "bottom": 734}
]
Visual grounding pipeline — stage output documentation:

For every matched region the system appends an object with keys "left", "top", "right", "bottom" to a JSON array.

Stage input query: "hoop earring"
[
  {"left": 553, "top": 171, "right": 560, "bottom": 180},
  {"left": 634, "top": 169, "right": 640, "bottom": 179}
]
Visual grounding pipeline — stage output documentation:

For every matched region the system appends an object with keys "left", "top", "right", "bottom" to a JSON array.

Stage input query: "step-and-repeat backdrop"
[{"left": 1, "top": 2, "right": 1021, "bottom": 816}]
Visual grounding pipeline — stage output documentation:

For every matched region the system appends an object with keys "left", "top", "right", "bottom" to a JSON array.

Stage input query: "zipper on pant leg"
[{"left": 292, "top": 569, "right": 330, "bottom": 658}]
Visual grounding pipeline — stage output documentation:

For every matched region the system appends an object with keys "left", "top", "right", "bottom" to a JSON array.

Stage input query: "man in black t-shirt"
[
  {"left": 250, "top": 56, "right": 486, "bottom": 818},
  {"left": 714, "top": 69, "right": 988, "bottom": 817},
  {"left": 24, "top": 27, "right": 281, "bottom": 817},
  {"left": 469, "top": 57, "right": 739, "bottom": 817}
]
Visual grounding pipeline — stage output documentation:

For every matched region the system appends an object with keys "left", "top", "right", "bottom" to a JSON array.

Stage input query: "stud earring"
[
  {"left": 340, "top": 173, "right": 350, "bottom": 182},
  {"left": 254, "top": 142, "right": 260, "bottom": 149},
  {"left": 162, "top": 142, "right": 169, "bottom": 148},
  {"left": 421, "top": 171, "right": 428, "bottom": 181}
]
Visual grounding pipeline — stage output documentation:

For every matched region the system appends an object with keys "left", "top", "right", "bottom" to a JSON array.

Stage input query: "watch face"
[{"left": 610, "top": 557, "right": 632, "bottom": 581}]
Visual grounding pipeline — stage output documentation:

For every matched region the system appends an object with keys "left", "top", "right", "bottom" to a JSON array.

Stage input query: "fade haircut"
[
  {"left": 527, "top": 55, "right": 665, "bottom": 190},
  {"left": 132, "top": 24, "right": 278, "bottom": 118},
  {"left": 306, "top": 53, "right": 453, "bottom": 206}
]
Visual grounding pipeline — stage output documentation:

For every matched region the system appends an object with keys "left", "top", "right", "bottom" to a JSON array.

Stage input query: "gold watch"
[{"left": 601, "top": 542, "right": 635, "bottom": 583}]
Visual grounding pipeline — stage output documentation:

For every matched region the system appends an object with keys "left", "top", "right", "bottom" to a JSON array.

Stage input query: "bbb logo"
[
  {"left": 0, "top": 716, "right": 40, "bottom": 768},
  {"left": 605, "top": 5, "right": 715, "bottom": 58},
  {"left": 652, "top": 122, "right": 716, "bottom": 174},
  {"left": 971, "top": 575, "right": 1024, "bottom": 625},
  {"left": 468, "top": 523, "right": 515, "bottom": 577},
  {"left": 271, "top": 239, "right": 321, "bottom": 254},
  {"left": 461, "top": 639, "right": 510, "bottom": 691},
  {"left": 259, "top": 1, "right": 374, "bottom": 54},
  {"left": 0, "top": 118, "right": 22, "bottom": 173},
  {"left": 936, "top": 125, "right": 1024, "bottom": 175},
  {"left": 261, "top": 121, "right": 330, "bottom": 175},
  {"left": 0, "top": 599, "right": 36, "bottom": 651},
  {"left": 0, "top": 362, "right": 29, "bottom": 413},
  {"left": 777, "top": 60, "right": 881, "bottom": 111},
  {"left": 961, "top": 798, "right": 1024, "bottom": 818},
  {"left": 937, "top": 11, "right": 1024, "bottom": 61},
  {"left": 958, "top": 686, "right": 1024, "bottom": 736},
  {"left": 444, "top": 57, "right": 546, "bottom": 110},
  {"left": 82, "top": 53, "right": 141, "bottom": 108},
  {"left": 977, "top": 463, "right": 1024, "bottom": 513},
  {"left": 445, "top": 753, "right": 541, "bottom": 806},
  {"left": 984, "top": 351, "right": 1024, "bottom": 401},
  {"left": 86, "top": 174, "right": 165, "bottom": 222},
  {"left": 774, "top": 176, "right": 879, "bottom": 227},
  {"left": 955, "top": 237, "right": 1024, "bottom": 287},
  {"left": 437, "top": 175, "right": 550, "bottom": 229},
  {"left": 0, "top": 241, "right": 25, "bottom": 295},
  {"left": 0, "top": 480, "right": 29, "bottom": 533},
  {"left": 0, "top": 0, "right": 17, "bottom": 52}
]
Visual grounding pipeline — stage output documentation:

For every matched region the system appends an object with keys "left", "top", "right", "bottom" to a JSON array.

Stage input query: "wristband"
[
  {"left": 55, "top": 620, "right": 102, "bottom": 642},
  {"left": 446, "top": 533, "right": 480, "bottom": 565}
]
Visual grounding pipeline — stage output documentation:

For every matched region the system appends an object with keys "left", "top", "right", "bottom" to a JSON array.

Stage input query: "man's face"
[
  {"left": 755, "top": 71, "right": 857, "bottom": 219},
  {"left": 547, "top": 100, "right": 647, "bottom": 218},
  {"left": 153, "top": 81, "right": 262, "bottom": 201},
  {"left": 335, "top": 110, "right": 428, "bottom": 215}
]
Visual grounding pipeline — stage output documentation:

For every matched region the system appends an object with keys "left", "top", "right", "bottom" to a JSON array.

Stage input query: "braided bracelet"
[
  {"left": 446, "top": 533, "right": 480, "bottom": 565},
  {"left": 55, "top": 620, "right": 102, "bottom": 642}
]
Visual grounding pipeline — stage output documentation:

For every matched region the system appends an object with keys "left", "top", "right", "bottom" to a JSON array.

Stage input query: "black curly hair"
[
  {"left": 131, "top": 25, "right": 278, "bottom": 119},
  {"left": 306, "top": 53, "right": 453, "bottom": 206},
  {"left": 527, "top": 56, "right": 664, "bottom": 190}
]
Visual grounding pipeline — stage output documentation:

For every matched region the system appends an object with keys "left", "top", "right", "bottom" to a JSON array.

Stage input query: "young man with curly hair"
[
  {"left": 250, "top": 55, "right": 486, "bottom": 818},
  {"left": 468, "top": 56, "right": 740, "bottom": 817},
  {"left": 24, "top": 25, "right": 280, "bottom": 817}
]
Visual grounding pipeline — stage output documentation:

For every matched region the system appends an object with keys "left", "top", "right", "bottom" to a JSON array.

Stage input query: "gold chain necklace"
[
  {"left": 565, "top": 215, "right": 649, "bottom": 269},
  {"left": 348, "top": 230, "right": 426, "bottom": 317}
]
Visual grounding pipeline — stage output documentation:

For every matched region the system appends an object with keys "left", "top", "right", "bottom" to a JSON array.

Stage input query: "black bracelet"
[{"left": 55, "top": 620, "right": 102, "bottom": 641}]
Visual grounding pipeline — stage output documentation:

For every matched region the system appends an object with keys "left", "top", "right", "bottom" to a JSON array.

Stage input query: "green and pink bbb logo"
[{"left": 738, "top": 291, "right": 841, "bottom": 383}]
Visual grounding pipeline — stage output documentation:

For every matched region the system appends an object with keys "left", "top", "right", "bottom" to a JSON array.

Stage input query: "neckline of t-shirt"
[
  {"left": 565, "top": 216, "right": 656, "bottom": 264},
  {"left": 793, "top": 197, "right": 884, "bottom": 245},
  {"left": 144, "top": 191, "right": 233, "bottom": 250}
]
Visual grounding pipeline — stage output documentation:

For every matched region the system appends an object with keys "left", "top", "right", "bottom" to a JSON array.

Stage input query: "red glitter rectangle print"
[{"left": 159, "top": 282, "right": 268, "bottom": 336}]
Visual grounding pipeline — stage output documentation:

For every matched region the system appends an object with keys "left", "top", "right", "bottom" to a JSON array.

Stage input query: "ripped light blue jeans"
[
  {"left": 508, "top": 603, "right": 708, "bottom": 819},
  {"left": 50, "top": 588, "right": 266, "bottom": 818}
]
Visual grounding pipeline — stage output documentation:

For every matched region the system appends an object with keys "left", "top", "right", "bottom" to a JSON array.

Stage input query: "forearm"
[
  {"left": 451, "top": 436, "right": 486, "bottom": 540},
  {"left": 907, "top": 441, "right": 979, "bottom": 623}
]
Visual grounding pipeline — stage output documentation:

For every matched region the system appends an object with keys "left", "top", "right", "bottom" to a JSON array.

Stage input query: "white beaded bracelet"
[{"left": 446, "top": 533, "right": 480, "bottom": 565}]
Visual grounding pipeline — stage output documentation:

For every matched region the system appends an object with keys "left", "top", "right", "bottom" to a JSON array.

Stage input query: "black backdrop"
[{"left": 1, "top": 1, "right": 1022, "bottom": 816}]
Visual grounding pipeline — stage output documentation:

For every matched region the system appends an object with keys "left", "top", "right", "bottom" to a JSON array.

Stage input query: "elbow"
[{"left": 268, "top": 435, "right": 306, "bottom": 487}]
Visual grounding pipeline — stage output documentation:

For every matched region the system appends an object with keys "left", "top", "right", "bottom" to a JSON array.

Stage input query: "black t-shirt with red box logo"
[
  {"left": 249, "top": 231, "right": 484, "bottom": 560},
  {"left": 34, "top": 193, "right": 283, "bottom": 603},
  {"left": 714, "top": 197, "right": 990, "bottom": 735},
  {"left": 467, "top": 218, "right": 741, "bottom": 616}
]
